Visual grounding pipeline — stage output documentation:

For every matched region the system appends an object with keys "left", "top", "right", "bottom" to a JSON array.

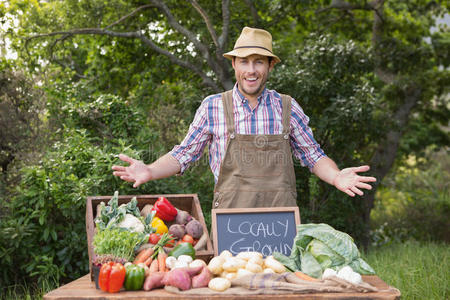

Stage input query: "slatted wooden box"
[{"left": 85, "top": 193, "right": 214, "bottom": 278}]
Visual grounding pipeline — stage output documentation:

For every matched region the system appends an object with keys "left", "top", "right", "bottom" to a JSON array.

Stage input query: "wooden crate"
[{"left": 86, "top": 193, "right": 214, "bottom": 277}]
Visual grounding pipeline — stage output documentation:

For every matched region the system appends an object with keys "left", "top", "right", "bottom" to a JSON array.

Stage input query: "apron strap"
[
  {"left": 221, "top": 90, "right": 235, "bottom": 135},
  {"left": 280, "top": 94, "right": 292, "bottom": 136}
]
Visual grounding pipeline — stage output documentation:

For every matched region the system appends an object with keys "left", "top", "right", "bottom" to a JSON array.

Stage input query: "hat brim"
[{"left": 223, "top": 48, "right": 281, "bottom": 64}]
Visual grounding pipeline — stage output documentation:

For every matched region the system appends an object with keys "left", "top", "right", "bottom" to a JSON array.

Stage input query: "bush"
[{"left": 370, "top": 148, "right": 450, "bottom": 246}]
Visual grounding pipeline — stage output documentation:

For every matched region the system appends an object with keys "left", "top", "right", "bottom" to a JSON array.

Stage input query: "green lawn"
[
  {"left": 2, "top": 240, "right": 448, "bottom": 299},
  {"left": 365, "top": 240, "right": 449, "bottom": 300}
]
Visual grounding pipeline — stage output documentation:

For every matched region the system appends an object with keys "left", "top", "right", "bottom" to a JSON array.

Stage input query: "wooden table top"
[{"left": 43, "top": 274, "right": 401, "bottom": 300}]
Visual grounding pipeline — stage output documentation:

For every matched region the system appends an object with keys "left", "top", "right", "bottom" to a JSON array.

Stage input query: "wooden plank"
[{"left": 44, "top": 274, "right": 401, "bottom": 300}]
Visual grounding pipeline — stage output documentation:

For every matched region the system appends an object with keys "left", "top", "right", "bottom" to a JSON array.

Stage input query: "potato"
[
  {"left": 248, "top": 256, "right": 263, "bottom": 266},
  {"left": 208, "top": 277, "right": 231, "bottom": 292},
  {"left": 236, "top": 251, "right": 263, "bottom": 261},
  {"left": 245, "top": 261, "right": 263, "bottom": 273},
  {"left": 236, "top": 268, "right": 254, "bottom": 279},
  {"left": 222, "top": 257, "right": 246, "bottom": 272},
  {"left": 219, "top": 250, "right": 233, "bottom": 259},
  {"left": 208, "top": 256, "right": 225, "bottom": 275},
  {"left": 264, "top": 256, "right": 286, "bottom": 273}
]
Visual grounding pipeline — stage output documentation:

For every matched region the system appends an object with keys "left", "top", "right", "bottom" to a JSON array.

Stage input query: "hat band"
[{"left": 233, "top": 45, "right": 273, "bottom": 53}]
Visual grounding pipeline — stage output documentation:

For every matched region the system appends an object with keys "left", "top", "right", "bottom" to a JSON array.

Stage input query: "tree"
[{"left": 7, "top": 0, "right": 449, "bottom": 248}]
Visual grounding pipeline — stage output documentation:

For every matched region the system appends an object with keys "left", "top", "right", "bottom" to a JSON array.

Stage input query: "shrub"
[{"left": 370, "top": 148, "right": 450, "bottom": 246}]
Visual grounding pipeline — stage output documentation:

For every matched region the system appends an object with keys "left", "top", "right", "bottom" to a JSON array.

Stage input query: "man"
[{"left": 112, "top": 27, "right": 376, "bottom": 208}]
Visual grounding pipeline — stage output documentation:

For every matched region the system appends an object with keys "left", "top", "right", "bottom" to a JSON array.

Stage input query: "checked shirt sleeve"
[
  {"left": 289, "top": 98, "right": 326, "bottom": 170},
  {"left": 169, "top": 99, "right": 211, "bottom": 174}
]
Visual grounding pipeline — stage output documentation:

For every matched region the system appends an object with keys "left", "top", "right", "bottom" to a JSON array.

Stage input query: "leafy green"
[
  {"left": 274, "top": 223, "right": 375, "bottom": 278},
  {"left": 92, "top": 228, "right": 147, "bottom": 262},
  {"left": 95, "top": 191, "right": 155, "bottom": 234}
]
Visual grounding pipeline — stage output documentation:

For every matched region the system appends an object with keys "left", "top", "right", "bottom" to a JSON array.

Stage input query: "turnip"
[
  {"left": 164, "top": 268, "right": 191, "bottom": 291},
  {"left": 191, "top": 266, "right": 212, "bottom": 288}
]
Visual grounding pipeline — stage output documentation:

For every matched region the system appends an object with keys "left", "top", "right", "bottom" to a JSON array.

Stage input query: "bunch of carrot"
[{"left": 133, "top": 232, "right": 173, "bottom": 273}]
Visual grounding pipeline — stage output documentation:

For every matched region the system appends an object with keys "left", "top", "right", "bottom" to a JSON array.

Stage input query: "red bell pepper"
[
  {"left": 98, "top": 261, "right": 126, "bottom": 293},
  {"left": 152, "top": 196, "right": 178, "bottom": 221}
]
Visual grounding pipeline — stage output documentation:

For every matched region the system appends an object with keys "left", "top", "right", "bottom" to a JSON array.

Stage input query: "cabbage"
[{"left": 273, "top": 223, "right": 375, "bottom": 278}]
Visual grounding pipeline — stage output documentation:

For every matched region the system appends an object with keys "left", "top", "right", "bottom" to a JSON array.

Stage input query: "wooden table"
[{"left": 44, "top": 274, "right": 400, "bottom": 299}]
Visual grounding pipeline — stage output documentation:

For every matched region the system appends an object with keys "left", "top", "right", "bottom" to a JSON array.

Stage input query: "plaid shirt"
[{"left": 170, "top": 84, "right": 326, "bottom": 183}]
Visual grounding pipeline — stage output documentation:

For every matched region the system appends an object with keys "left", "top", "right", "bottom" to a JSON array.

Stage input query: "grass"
[
  {"left": 1, "top": 240, "right": 448, "bottom": 299},
  {"left": 365, "top": 240, "right": 449, "bottom": 300}
]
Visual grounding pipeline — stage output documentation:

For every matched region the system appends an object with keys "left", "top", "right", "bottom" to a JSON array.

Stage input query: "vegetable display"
[{"left": 273, "top": 223, "right": 375, "bottom": 278}]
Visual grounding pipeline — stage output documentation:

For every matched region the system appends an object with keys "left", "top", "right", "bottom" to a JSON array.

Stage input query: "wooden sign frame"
[{"left": 211, "top": 207, "right": 301, "bottom": 256}]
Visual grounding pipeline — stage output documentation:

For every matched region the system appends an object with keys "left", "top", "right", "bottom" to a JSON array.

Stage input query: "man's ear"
[
  {"left": 268, "top": 59, "right": 276, "bottom": 72},
  {"left": 231, "top": 56, "right": 236, "bottom": 69}
]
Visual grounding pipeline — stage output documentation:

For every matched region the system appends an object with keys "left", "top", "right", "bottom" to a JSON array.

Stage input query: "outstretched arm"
[
  {"left": 112, "top": 153, "right": 181, "bottom": 188},
  {"left": 312, "top": 157, "right": 376, "bottom": 197}
]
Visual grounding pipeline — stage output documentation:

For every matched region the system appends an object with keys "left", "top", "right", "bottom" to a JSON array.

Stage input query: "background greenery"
[{"left": 0, "top": 0, "right": 448, "bottom": 297}]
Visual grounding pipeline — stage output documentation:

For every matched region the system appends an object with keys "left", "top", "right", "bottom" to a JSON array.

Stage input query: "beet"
[
  {"left": 185, "top": 219, "right": 203, "bottom": 239},
  {"left": 175, "top": 210, "right": 192, "bottom": 225},
  {"left": 169, "top": 224, "right": 186, "bottom": 239}
]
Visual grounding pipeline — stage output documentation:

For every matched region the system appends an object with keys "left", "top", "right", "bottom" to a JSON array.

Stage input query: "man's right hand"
[{"left": 112, "top": 154, "right": 153, "bottom": 188}]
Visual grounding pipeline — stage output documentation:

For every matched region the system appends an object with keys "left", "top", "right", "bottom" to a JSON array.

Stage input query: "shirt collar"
[{"left": 233, "top": 83, "right": 268, "bottom": 105}]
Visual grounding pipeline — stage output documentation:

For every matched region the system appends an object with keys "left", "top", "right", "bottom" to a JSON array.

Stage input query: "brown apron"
[{"left": 213, "top": 90, "right": 297, "bottom": 209}]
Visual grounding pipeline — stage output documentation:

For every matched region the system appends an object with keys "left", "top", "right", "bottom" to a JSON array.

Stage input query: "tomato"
[
  {"left": 148, "top": 233, "right": 160, "bottom": 245},
  {"left": 181, "top": 234, "right": 194, "bottom": 244}
]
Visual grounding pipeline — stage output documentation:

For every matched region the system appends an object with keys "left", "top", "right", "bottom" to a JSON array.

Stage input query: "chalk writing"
[{"left": 214, "top": 209, "right": 299, "bottom": 257}]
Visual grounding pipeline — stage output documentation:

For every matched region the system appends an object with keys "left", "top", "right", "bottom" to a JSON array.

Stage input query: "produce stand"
[
  {"left": 86, "top": 193, "right": 214, "bottom": 276},
  {"left": 43, "top": 274, "right": 400, "bottom": 299}
]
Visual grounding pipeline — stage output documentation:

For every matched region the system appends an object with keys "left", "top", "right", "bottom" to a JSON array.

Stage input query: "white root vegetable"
[
  {"left": 220, "top": 271, "right": 238, "bottom": 280},
  {"left": 208, "top": 277, "right": 231, "bottom": 292},
  {"left": 264, "top": 256, "right": 286, "bottom": 273},
  {"left": 173, "top": 260, "right": 189, "bottom": 269},
  {"left": 337, "top": 266, "right": 362, "bottom": 284},
  {"left": 178, "top": 255, "right": 193, "bottom": 264},
  {"left": 322, "top": 268, "right": 337, "bottom": 279},
  {"left": 208, "top": 256, "right": 226, "bottom": 275},
  {"left": 165, "top": 256, "right": 177, "bottom": 270}
]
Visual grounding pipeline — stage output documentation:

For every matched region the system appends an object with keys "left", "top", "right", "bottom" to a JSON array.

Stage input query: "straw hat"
[{"left": 223, "top": 27, "right": 281, "bottom": 64}]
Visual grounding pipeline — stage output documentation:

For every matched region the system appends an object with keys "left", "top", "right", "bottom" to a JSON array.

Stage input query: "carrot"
[
  {"left": 133, "top": 248, "right": 154, "bottom": 264},
  {"left": 158, "top": 252, "right": 167, "bottom": 272},
  {"left": 294, "top": 271, "right": 320, "bottom": 282},
  {"left": 144, "top": 256, "right": 153, "bottom": 267},
  {"left": 149, "top": 259, "right": 159, "bottom": 273}
]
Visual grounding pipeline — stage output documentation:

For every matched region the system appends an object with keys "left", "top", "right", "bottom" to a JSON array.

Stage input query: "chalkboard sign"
[{"left": 211, "top": 207, "right": 300, "bottom": 257}]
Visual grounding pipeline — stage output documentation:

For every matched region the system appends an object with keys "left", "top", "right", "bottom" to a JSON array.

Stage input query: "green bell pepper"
[
  {"left": 168, "top": 242, "right": 196, "bottom": 259},
  {"left": 124, "top": 264, "right": 145, "bottom": 291}
]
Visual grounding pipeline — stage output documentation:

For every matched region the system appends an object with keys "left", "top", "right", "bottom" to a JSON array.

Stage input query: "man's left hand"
[{"left": 333, "top": 165, "right": 376, "bottom": 197}]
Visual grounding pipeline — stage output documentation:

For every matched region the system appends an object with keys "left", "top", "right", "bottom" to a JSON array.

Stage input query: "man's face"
[{"left": 232, "top": 54, "right": 275, "bottom": 100}]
